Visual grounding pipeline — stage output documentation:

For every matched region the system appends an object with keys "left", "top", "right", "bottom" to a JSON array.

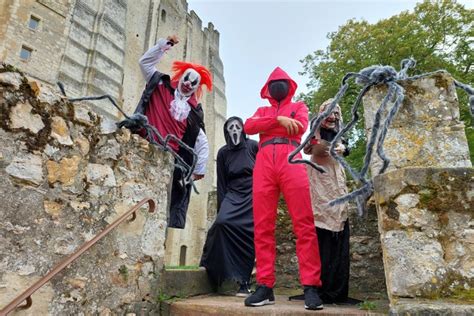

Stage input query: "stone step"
[
  {"left": 163, "top": 294, "right": 387, "bottom": 316},
  {"left": 159, "top": 268, "right": 214, "bottom": 298}
]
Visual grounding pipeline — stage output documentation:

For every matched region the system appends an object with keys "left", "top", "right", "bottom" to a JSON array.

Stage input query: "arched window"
[
  {"left": 179, "top": 245, "right": 187, "bottom": 266},
  {"left": 161, "top": 9, "right": 167, "bottom": 23}
]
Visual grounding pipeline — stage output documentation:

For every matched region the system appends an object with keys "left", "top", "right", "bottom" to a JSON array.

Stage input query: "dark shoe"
[
  {"left": 304, "top": 286, "right": 323, "bottom": 310},
  {"left": 244, "top": 285, "right": 275, "bottom": 307},
  {"left": 236, "top": 282, "right": 252, "bottom": 297}
]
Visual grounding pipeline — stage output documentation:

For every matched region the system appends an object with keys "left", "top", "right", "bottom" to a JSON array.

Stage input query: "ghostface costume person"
[
  {"left": 200, "top": 117, "right": 258, "bottom": 296},
  {"left": 243, "top": 67, "right": 323, "bottom": 310},
  {"left": 136, "top": 36, "right": 212, "bottom": 228}
]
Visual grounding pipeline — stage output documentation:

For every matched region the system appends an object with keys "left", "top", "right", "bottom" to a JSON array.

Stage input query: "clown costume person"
[
  {"left": 135, "top": 35, "right": 212, "bottom": 229},
  {"left": 243, "top": 67, "right": 323, "bottom": 310}
]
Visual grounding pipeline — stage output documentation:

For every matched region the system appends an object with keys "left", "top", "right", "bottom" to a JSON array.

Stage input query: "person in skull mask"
[
  {"left": 301, "top": 99, "right": 357, "bottom": 305},
  {"left": 200, "top": 116, "right": 258, "bottom": 297},
  {"left": 135, "top": 35, "right": 212, "bottom": 229},
  {"left": 243, "top": 67, "right": 323, "bottom": 310}
]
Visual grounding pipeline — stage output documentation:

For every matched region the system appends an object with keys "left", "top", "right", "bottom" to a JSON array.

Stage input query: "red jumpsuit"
[{"left": 244, "top": 67, "right": 322, "bottom": 288}]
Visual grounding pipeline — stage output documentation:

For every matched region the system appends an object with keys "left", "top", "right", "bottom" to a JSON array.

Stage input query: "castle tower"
[{"left": 0, "top": 0, "right": 226, "bottom": 267}]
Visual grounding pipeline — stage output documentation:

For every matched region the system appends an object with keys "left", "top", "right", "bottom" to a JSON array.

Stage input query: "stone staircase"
[
  {"left": 159, "top": 269, "right": 388, "bottom": 315},
  {"left": 162, "top": 294, "right": 386, "bottom": 316}
]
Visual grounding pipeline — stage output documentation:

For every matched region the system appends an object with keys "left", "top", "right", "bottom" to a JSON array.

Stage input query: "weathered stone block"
[
  {"left": 9, "top": 101, "right": 45, "bottom": 133},
  {"left": 160, "top": 269, "right": 214, "bottom": 298},
  {"left": 46, "top": 155, "right": 81, "bottom": 186},
  {"left": 0, "top": 72, "right": 23, "bottom": 89},
  {"left": 363, "top": 72, "right": 472, "bottom": 174},
  {"left": 51, "top": 116, "right": 73, "bottom": 146},
  {"left": 86, "top": 163, "right": 117, "bottom": 187},
  {"left": 373, "top": 167, "right": 474, "bottom": 313},
  {"left": 6, "top": 153, "right": 44, "bottom": 185}
]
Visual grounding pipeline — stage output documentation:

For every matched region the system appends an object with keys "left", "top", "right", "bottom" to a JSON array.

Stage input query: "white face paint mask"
[
  {"left": 178, "top": 69, "right": 201, "bottom": 97},
  {"left": 226, "top": 119, "right": 243, "bottom": 146}
]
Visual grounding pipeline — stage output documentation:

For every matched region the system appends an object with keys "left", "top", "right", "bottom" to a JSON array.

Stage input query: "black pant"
[
  {"left": 168, "top": 167, "right": 192, "bottom": 229},
  {"left": 316, "top": 221, "right": 350, "bottom": 303}
]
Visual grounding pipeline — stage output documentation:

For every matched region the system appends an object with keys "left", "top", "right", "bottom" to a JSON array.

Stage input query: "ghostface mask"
[
  {"left": 226, "top": 119, "right": 243, "bottom": 146},
  {"left": 178, "top": 69, "right": 201, "bottom": 97},
  {"left": 268, "top": 80, "right": 289, "bottom": 102}
]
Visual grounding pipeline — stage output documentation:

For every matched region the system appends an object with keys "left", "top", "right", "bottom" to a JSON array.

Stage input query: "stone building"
[{"left": 0, "top": 0, "right": 227, "bottom": 267}]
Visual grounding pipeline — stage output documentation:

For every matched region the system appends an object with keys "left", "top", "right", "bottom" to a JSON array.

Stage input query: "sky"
[{"left": 187, "top": 0, "right": 473, "bottom": 124}]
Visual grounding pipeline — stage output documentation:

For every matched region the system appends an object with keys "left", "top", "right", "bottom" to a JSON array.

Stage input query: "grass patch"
[
  {"left": 157, "top": 292, "right": 173, "bottom": 303},
  {"left": 357, "top": 300, "right": 377, "bottom": 310},
  {"left": 118, "top": 265, "right": 128, "bottom": 281},
  {"left": 451, "top": 288, "right": 474, "bottom": 303}
]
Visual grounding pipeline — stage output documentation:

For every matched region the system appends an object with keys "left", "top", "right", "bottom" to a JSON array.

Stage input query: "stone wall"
[
  {"left": 57, "top": 0, "right": 128, "bottom": 117},
  {"left": 0, "top": 67, "right": 174, "bottom": 314},
  {"left": 348, "top": 201, "right": 386, "bottom": 299},
  {"left": 0, "top": 0, "right": 74, "bottom": 84}
]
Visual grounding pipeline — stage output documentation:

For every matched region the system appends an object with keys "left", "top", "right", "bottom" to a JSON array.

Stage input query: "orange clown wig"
[{"left": 171, "top": 61, "right": 213, "bottom": 99}]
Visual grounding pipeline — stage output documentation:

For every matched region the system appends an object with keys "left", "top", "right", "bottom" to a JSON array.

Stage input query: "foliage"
[
  {"left": 118, "top": 264, "right": 128, "bottom": 281},
  {"left": 357, "top": 300, "right": 378, "bottom": 310},
  {"left": 299, "top": 0, "right": 474, "bottom": 165},
  {"left": 451, "top": 288, "right": 474, "bottom": 303},
  {"left": 157, "top": 292, "right": 173, "bottom": 303}
]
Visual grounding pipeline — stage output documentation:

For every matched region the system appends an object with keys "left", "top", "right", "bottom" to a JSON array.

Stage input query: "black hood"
[{"left": 224, "top": 116, "right": 247, "bottom": 149}]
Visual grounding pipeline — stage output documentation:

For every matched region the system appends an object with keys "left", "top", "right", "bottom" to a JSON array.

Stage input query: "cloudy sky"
[{"left": 187, "top": 0, "right": 473, "bottom": 123}]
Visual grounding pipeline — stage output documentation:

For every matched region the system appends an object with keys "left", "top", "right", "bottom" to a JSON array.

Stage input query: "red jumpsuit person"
[{"left": 243, "top": 67, "right": 323, "bottom": 310}]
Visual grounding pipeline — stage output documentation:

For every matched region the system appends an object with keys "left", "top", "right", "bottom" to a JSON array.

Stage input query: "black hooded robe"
[{"left": 200, "top": 117, "right": 258, "bottom": 286}]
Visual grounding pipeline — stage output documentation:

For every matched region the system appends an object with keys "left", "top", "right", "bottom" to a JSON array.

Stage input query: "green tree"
[{"left": 300, "top": 0, "right": 473, "bottom": 168}]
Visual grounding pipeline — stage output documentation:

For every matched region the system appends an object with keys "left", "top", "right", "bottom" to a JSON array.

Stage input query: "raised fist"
[
  {"left": 158, "top": 35, "right": 179, "bottom": 52},
  {"left": 166, "top": 35, "right": 179, "bottom": 46}
]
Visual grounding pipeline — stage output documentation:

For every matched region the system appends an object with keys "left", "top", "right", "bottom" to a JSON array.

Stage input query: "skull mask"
[
  {"left": 226, "top": 119, "right": 243, "bottom": 146},
  {"left": 178, "top": 69, "right": 201, "bottom": 97}
]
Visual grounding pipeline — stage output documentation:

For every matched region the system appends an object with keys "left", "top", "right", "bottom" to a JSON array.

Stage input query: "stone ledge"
[
  {"left": 373, "top": 167, "right": 473, "bottom": 212},
  {"left": 164, "top": 295, "right": 386, "bottom": 316},
  {"left": 391, "top": 299, "right": 474, "bottom": 316}
]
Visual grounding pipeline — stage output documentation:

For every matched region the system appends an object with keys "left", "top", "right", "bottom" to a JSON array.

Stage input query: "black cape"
[{"left": 200, "top": 117, "right": 258, "bottom": 286}]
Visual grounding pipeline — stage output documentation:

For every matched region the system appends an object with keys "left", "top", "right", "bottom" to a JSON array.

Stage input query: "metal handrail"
[{"left": 0, "top": 198, "right": 156, "bottom": 316}]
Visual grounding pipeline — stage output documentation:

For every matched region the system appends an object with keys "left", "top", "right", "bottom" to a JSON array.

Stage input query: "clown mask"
[{"left": 178, "top": 68, "right": 201, "bottom": 97}]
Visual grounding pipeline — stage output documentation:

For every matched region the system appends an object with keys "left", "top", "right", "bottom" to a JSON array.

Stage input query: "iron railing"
[{"left": 0, "top": 198, "right": 156, "bottom": 316}]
